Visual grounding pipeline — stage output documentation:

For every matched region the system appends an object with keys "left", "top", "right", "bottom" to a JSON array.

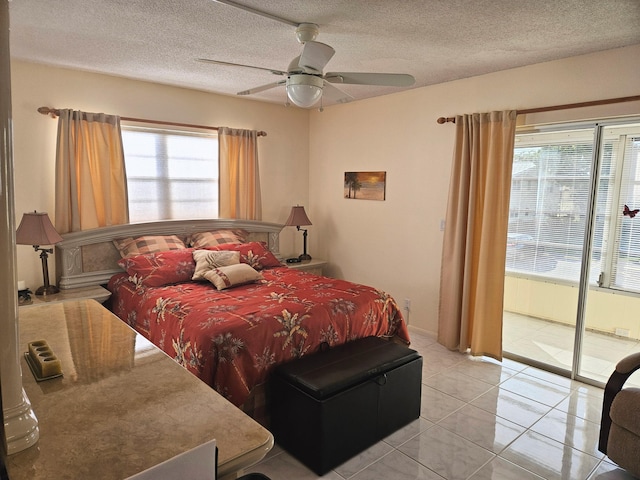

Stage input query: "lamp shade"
[
  {"left": 16, "top": 211, "right": 63, "bottom": 246},
  {"left": 286, "top": 74, "right": 323, "bottom": 108},
  {"left": 285, "top": 206, "right": 312, "bottom": 227}
]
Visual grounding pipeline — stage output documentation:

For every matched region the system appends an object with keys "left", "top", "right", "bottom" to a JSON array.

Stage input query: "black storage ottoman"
[{"left": 269, "top": 336, "right": 422, "bottom": 476}]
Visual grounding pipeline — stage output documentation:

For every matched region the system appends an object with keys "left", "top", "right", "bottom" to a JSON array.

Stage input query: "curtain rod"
[
  {"left": 436, "top": 95, "right": 640, "bottom": 124},
  {"left": 37, "top": 106, "right": 267, "bottom": 136}
]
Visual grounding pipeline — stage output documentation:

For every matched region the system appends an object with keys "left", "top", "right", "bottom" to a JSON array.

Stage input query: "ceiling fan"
[{"left": 198, "top": 15, "right": 415, "bottom": 109}]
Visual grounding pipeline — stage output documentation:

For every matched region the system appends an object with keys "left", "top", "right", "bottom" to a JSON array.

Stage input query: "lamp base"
[
  {"left": 298, "top": 253, "right": 312, "bottom": 262},
  {"left": 35, "top": 284, "right": 60, "bottom": 296}
]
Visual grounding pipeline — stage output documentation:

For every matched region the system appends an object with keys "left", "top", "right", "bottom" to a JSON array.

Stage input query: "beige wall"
[
  {"left": 9, "top": 45, "right": 640, "bottom": 335},
  {"left": 308, "top": 44, "right": 640, "bottom": 334},
  {"left": 10, "top": 61, "right": 310, "bottom": 289}
]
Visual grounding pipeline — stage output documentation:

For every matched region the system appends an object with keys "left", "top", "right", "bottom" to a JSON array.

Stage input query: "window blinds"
[
  {"left": 121, "top": 126, "right": 219, "bottom": 223},
  {"left": 507, "top": 121, "right": 640, "bottom": 295}
]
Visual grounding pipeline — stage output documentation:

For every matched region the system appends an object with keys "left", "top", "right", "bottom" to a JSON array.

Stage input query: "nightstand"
[
  {"left": 19, "top": 285, "right": 111, "bottom": 308},
  {"left": 286, "top": 258, "right": 327, "bottom": 276}
]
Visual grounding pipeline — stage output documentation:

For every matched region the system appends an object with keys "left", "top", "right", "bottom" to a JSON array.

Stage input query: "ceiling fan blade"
[
  {"left": 298, "top": 41, "right": 335, "bottom": 73},
  {"left": 197, "top": 58, "right": 287, "bottom": 76},
  {"left": 237, "top": 80, "right": 286, "bottom": 95},
  {"left": 325, "top": 72, "right": 415, "bottom": 87},
  {"left": 321, "top": 81, "right": 354, "bottom": 104}
]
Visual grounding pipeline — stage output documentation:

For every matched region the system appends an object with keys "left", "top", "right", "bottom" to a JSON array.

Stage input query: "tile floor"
[{"left": 244, "top": 328, "right": 638, "bottom": 480}]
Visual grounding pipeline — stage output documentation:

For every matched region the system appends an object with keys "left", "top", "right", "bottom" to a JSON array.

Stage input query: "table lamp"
[
  {"left": 285, "top": 205, "right": 312, "bottom": 261},
  {"left": 16, "top": 211, "right": 63, "bottom": 295}
]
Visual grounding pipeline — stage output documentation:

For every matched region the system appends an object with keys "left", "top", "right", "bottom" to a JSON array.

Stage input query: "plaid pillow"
[
  {"left": 113, "top": 235, "right": 186, "bottom": 258},
  {"left": 117, "top": 249, "right": 195, "bottom": 287},
  {"left": 188, "top": 229, "right": 248, "bottom": 248}
]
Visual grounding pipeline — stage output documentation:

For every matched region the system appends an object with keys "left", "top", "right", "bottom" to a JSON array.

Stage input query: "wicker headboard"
[{"left": 55, "top": 219, "right": 284, "bottom": 290}]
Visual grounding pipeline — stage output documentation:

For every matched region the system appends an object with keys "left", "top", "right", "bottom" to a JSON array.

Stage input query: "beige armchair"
[{"left": 599, "top": 351, "right": 640, "bottom": 478}]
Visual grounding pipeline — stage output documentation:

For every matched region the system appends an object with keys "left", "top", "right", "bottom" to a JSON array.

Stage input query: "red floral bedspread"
[{"left": 108, "top": 267, "right": 410, "bottom": 407}]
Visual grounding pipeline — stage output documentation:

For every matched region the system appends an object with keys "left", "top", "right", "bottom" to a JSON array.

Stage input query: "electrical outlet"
[
  {"left": 615, "top": 328, "right": 630, "bottom": 338},
  {"left": 404, "top": 298, "right": 411, "bottom": 310}
]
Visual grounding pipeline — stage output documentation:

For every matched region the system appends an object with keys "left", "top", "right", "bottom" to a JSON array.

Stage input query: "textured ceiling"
[{"left": 8, "top": 0, "right": 640, "bottom": 108}]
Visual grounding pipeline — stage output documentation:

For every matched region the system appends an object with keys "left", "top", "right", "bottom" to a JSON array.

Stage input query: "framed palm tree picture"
[{"left": 344, "top": 171, "right": 386, "bottom": 200}]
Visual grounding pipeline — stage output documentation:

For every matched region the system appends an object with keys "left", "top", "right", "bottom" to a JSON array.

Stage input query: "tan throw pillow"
[
  {"left": 203, "top": 264, "right": 263, "bottom": 290},
  {"left": 192, "top": 250, "right": 240, "bottom": 280}
]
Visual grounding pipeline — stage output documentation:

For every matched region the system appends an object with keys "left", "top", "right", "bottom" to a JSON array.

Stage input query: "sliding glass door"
[
  {"left": 503, "top": 118, "right": 640, "bottom": 386},
  {"left": 580, "top": 122, "right": 640, "bottom": 385}
]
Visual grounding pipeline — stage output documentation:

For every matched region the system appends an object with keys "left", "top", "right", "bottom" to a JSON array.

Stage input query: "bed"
[{"left": 55, "top": 219, "right": 410, "bottom": 422}]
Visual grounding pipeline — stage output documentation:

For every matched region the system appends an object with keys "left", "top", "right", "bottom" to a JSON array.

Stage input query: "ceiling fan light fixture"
[
  {"left": 295, "top": 23, "right": 319, "bottom": 44},
  {"left": 286, "top": 74, "right": 323, "bottom": 108}
]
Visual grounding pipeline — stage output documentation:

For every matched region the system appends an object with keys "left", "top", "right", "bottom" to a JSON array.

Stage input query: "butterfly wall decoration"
[{"left": 623, "top": 204, "right": 639, "bottom": 218}]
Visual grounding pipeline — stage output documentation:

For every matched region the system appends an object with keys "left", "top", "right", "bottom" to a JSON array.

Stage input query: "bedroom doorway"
[{"left": 502, "top": 118, "right": 640, "bottom": 387}]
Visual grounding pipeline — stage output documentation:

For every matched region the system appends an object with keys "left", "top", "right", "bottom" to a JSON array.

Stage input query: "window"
[
  {"left": 597, "top": 124, "right": 640, "bottom": 292},
  {"left": 506, "top": 120, "right": 640, "bottom": 294},
  {"left": 121, "top": 126, "right": 218, "bottom": 223}
]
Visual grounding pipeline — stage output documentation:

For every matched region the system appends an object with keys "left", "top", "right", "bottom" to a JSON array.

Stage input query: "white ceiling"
[{"left": 8, "top": 0, "right": 640, "bottom": 108}]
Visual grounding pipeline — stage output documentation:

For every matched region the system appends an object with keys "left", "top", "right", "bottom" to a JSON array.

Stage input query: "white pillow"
[
  {"left": 203, "top": 264, "right": 263, "bottom": 290},
  {"left": 192, "top": 250, "right": 240, "bottom": 280}
]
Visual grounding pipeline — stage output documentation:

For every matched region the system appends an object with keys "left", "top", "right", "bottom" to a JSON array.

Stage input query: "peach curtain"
[
  {"left": 218, "top": 127, "right": 262, "bottom": 220},
  {"left": 438, "top": 111, "right": 517, "bottom": 360},
  {"left": 54, "top": 110, "right": 128, "bottom": 233}
]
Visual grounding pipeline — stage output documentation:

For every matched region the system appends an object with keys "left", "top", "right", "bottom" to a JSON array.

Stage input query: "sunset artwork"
[{"left": 344, "top": 171, "right": 386, "bottom": 201}]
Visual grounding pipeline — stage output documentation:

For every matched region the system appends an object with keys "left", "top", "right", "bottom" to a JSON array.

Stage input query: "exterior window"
[
  {"left": 507, "top": 121, "right": 640, "bottom": 294},
  {"left": 121, "top": 126, "right": 218, "bottom": 223},
  {"left": 598, "top": 125, "right": 640, "bottom": 292}
]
